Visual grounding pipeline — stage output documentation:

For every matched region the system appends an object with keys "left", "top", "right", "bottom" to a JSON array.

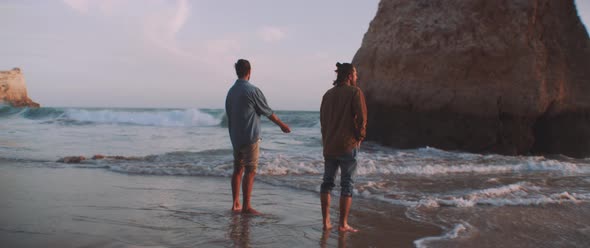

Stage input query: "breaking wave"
[{"left": 0, "top": 105, "right": 320, "bottom": 128}]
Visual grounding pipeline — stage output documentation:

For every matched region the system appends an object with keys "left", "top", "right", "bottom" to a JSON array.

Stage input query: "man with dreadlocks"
[{"left": 319, "top": 62, "right": 367, "bottom": 232}]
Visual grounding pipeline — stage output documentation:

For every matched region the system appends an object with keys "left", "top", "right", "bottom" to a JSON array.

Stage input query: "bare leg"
[
  {"left": 321, "top": 193, "right": 332, "bottom": 230},
  {"left": 231, "top": 166, "right": 244, "bottom": 212},
  {"left": 241, "top": 170, "right": 260, "bottom": 214},
  {"left": 338, "top": 196, "right": 358, "bottom": 232}
]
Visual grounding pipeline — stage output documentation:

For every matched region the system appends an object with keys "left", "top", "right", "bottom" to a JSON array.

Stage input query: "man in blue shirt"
[{"left": 225, "top": 59, "right": 291, "bottom": 214}]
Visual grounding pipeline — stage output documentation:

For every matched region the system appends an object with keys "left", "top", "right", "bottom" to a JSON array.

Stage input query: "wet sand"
[
  {"left": 423, "top": 203, "right": 590, "bottom": 248},
  {"left": 0, "top": 164, "right": 440, "bottom": 247}
]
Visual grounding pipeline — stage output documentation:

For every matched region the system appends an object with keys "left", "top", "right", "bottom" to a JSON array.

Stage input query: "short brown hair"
[{"left": 235, "top": 59, "right": 251, "bottom": 78}]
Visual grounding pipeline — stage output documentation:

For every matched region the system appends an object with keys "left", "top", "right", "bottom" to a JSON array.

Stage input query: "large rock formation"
[
  {"left": 0, "top": 68, "right": 39, "bottom": 107},
  {"left": 353, "top": 0, "right": 590, "bottom": 157}
]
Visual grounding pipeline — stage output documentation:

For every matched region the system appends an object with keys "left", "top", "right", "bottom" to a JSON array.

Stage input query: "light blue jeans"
[{"left": 320, "top": 148, "right": 358, "bottom": 197}]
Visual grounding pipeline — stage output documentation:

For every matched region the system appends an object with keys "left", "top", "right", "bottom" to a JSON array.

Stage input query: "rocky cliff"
[
  {"left": 0, "top": 68, "right": 40, "bottom": 108},
  {"left": 353, "top": 0, "right": 590, "bottom": 157}
]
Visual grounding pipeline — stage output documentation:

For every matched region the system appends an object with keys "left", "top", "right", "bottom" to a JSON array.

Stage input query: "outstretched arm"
[{"left": 268, "top": 113, "right": 291, "bottom": 133}]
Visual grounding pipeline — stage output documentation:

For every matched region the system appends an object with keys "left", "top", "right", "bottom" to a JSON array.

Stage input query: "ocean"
[{"left": 1, "top": 105, "right": 589, "bottom": 247}]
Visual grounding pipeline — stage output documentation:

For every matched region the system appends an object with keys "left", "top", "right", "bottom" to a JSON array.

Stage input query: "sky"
[{"left": 1, "top": 0, "right": 589, "bottom": 110}]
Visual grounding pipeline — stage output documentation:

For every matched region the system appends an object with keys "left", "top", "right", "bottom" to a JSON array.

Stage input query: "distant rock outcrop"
[
  {"left": 0, "top": 68, "right": 40, "bottom": 107},
  {"left": 353, "top": 0, "right": 590, "bottom": 157}
]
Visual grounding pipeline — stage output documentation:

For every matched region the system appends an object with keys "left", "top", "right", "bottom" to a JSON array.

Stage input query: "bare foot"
[
  {"left": 231, "top": 203, "right": 242, "bottom": 213},
  {"left": 242, "top": 208, "right": 262, "bottom": 215},
  {"left": 323, "top": 222, "right": 332, "bottom": 231},
  {"left": 338, "top": 224, "right": 358, "bottom": 233}
]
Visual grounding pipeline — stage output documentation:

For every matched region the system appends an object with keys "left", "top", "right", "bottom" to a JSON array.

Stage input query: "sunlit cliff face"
[
  {"left": 352, "top": 0, "right": 590, "bottom": 157},
  {"left": 0, "top": 68, "right": 39, "bottom": 107}
]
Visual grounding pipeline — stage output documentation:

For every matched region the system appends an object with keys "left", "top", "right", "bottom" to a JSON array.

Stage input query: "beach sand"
[{"left": 0, "top": 163, "right": 440, "bottom": 247}]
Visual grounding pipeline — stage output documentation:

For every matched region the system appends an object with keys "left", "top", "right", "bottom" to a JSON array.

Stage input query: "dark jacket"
[{"left": 320, "top": 84, "right": 367, "bottom": 157}]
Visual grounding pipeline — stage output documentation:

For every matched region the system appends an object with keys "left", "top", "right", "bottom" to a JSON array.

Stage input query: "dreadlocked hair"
[{"left": 333, "top": 62, "right": 354, "bottom": 86}]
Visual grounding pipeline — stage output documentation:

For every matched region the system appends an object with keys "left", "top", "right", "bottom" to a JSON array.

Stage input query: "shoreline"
[{"left": 0, "top": 164, "right": 441, "bottom": 248}]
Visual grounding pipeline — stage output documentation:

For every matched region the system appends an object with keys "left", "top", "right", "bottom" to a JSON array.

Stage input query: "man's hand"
[
  {"left": 268, "top": 113, "right": 291, "bottom": 133},
  {"left": 280, "top": 124, "right": 291, "bottom": 133}
]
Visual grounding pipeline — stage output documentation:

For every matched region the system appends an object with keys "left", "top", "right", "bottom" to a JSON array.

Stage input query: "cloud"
[
  {"left": 62, "top": 0, "right": 191, "bottom": 57},
  {"left": 60, "top": 0, "right": 242, "bottom": 68},
  {"left": 170, "top": 0, "right": 189, "bottom": 36},
  {"left": 62, "top": 0, "right": 90, "bottom": 13},
  {"left": 258, "top": 26, "right": 287, "bottom": 43},
  {"left": 143, "top": 0, "right": 190, "bottom": 56},
  {"left": 61, "top": 0, "right": 120, "bottom": 15}
]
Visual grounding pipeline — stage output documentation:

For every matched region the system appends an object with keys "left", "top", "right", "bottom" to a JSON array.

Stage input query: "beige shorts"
[{"left": 233, "top": 141, "right": 259, "bottom": 173}]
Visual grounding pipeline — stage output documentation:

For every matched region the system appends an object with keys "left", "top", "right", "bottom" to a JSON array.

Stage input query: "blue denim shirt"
[{"left": 225, "top": 79, "right": 274, "bottom": 150}]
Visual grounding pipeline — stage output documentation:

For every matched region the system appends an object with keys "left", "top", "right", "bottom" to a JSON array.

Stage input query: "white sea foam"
[
  {"left": 416, "top": 198, "right": 441, "bottom": 208},
  {"left": 64, "top": 109, "right": 221, "bottom": 126},
  {"left": 355, "top": 156, "right": 590, "bottom": 176},
  {"left": 414, "top": 223, "right": 470, "bottom": 248},
  {"left": 49, "top": 136, "right": 590, "bottom": 213},
  {"left": 356, "top": 181, "right": 589, "bottom": 209},
  {"left": 431, "top": 183, "right": 530, "bottom": 208},
  {"left": 571, "top": 192, "right": 590, "bottom": 200},
  {"left": 67, "top": 149, "right": 590, "bottom": 181},
  {"left": 65, "top": 157, "right": 590, "bottom": 208},
  {"left": 257, "top": 155, "right": 322, "bottom": 175},
  {"left": 437, "top": 184, "right": 584, "bottom": 207},
  {"left": 62, "top": 154, "right": 590, "bottom": 211},
  {"left": 260, "top": 152, "right": 590, "bottom": 177},
  {"left": 486, "top": 178, "right": 500, "bottom": 183},
  {"left": 468, "top": 182, "right": 530, "bottom": 198}
]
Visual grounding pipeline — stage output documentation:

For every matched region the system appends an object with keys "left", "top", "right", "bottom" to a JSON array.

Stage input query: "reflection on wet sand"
[
  {"left": 229, "top": 214, "right": 252, "bottom": 248},
  {"left": 320, "top": 230, "right": 329, "bottom": 248},
  {"left": 320, "top": 230, "right": 350, "bottom": 248}
]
